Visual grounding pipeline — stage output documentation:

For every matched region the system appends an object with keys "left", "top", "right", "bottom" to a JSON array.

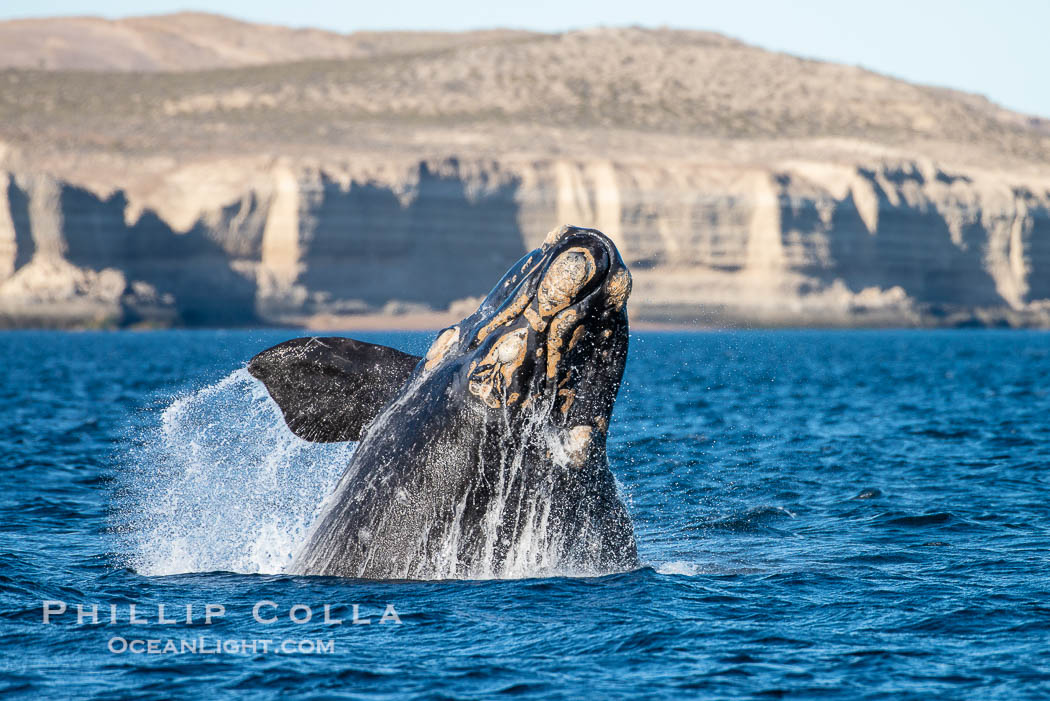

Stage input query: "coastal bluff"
[
  {"left": 1, "top": 17, "right": 1049, "bottom": 328},
  {"left": 2, "top": 157, "right": 1048, "bottom": 328}
]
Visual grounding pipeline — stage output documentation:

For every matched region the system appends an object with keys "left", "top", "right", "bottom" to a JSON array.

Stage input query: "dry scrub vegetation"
[{"left": 1, "top": 19, "right": 1048, "bottom": 166}]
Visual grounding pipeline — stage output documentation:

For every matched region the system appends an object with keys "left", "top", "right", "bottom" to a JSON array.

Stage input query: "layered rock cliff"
[
  {"left": 2, "top": 156, "right": 1048, "bottom": 327},
  {"left": 1, "top": 17, "right": 1049, "bottom": 327}
]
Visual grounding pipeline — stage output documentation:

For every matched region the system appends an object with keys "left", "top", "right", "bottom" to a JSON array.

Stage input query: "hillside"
[
  {"left": 2, "top": 20, "right": 1049, "bottom": 164},
  {"left": 0, "top": 15, "right": 1048, "bottom": 328},
  {"left": 0, "top": 13, "right": 534, "bottom": 72}
]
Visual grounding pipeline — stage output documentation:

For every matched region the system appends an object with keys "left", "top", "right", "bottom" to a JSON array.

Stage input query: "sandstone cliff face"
[{"left": 2, "top": 157, "right": 1048, "bottom": 327}]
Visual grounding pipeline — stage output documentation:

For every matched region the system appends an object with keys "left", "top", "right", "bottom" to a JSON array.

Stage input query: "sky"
[{"left": 3, "top": 0, "right": 1047, "bottom": 118}]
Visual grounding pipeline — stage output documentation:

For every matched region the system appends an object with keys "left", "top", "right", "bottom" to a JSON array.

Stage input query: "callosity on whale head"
[
  {"left": 422, "top": 224, "right": 633, "bottom": 448},
  {"left": 248, "top": 225, "right": 638, "bottom": 580}
]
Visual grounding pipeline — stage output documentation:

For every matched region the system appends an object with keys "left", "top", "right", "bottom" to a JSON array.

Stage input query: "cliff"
[
  {"left": 1, "top": 17, "right": 1049, "bottom": 328},
  {"left": 3, "top": 156, "right": 1048, "bottom": 328}
]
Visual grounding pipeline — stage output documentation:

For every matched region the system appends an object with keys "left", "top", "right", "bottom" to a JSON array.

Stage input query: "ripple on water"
[{"left": 0, "top": 329, "right": 1048, "bottom": 699}]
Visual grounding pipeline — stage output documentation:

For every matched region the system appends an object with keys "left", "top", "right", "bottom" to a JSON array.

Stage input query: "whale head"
[
  {"left": 419, "top": 225, "right": 632, "bottom": 462},
  {"left": 248, "top": 225, "right": 638, "bottom": 579}
]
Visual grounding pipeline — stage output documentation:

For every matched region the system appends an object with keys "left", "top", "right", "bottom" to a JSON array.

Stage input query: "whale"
[{"left": 247, "top": 225, "right": 638, "bottom": 579}]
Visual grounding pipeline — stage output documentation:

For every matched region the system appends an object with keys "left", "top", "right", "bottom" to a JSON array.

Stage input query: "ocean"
[{"left": 1, "top": 329, "right": 1048, "bottom": 699}]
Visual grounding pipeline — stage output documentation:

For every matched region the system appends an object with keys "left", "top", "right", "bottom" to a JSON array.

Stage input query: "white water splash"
[
  {"left": 415, "top": 402, "right": 608, "bottom": 580},
  {"left": 115, "top": 368, "right": 354, "bottom": 576},
  {"left": 655, "top": 561, "right": 703, "bottom": 576}
]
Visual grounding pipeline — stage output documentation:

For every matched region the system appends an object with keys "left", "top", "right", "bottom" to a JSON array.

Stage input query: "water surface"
[{"left": 1, "top": 330, "right": 1048, "bottom": 698}]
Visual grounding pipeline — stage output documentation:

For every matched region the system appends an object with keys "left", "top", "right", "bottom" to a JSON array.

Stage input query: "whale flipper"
[{"left": 248, "top": 336, "right": 421, "bottom": 442}]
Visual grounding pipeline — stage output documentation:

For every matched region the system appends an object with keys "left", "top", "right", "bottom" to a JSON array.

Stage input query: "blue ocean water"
[{"left": 1, "top": 329, "right": 1049, "bottom": 699}]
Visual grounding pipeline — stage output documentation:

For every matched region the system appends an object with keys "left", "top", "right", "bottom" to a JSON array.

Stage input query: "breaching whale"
[{"left": 248, "top": 225, "right": 638, "bottom": 579}]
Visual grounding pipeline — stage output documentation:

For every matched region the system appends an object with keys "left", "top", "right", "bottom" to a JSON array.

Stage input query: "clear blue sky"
[{"left": 4, "top": 0, "right": 1047, "bottom": 118}]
